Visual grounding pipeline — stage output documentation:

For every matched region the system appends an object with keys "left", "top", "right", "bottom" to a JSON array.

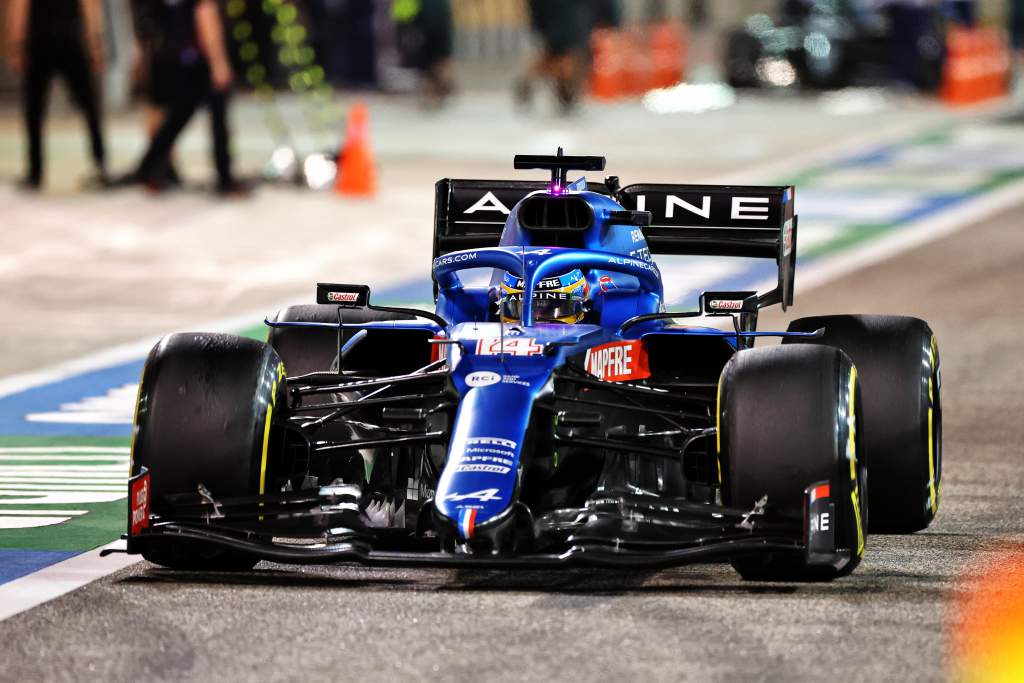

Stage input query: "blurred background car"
[{"left": 724, "top": 0, "right": 949, "bottom": 91}]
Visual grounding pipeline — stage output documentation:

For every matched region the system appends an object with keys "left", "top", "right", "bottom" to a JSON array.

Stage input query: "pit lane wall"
[{"left": 2, "top": 118, "right": 1024, "bottom": 585}]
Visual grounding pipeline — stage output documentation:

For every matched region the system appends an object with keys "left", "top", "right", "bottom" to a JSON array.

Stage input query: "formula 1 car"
[
  {"left": 725, "top": 1, "right": 946, "bottom": 91},
  {"left": 117, "top": 151, "right": 942, "bottom": 581}
]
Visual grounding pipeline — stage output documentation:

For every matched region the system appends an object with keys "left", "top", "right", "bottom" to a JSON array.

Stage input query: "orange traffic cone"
[
  {"left": 335, "top": 101, "right": 376, "bottom": 197},
  {"left": 590, "top": 29, "right": 624, "bottom": 100},
  {"left": 649, "top": 22, "right": 687, "bottom": 90},
  {"left": 623, "top": 29, "right": 653, "bottom": 96},
  {"left": 941, "top": 27, "right": 980, "bottom": 105},
  {"left": 941, "top": 27, "right": 1010, "bottom": 107}
]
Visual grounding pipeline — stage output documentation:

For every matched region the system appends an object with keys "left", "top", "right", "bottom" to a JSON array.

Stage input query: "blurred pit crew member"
[
  {"left": 5, "top": 0, "right": 108, "bottom": 190},
  {"left": 393, "top": 0, "right": 456, "bottom": 107},
  {"left": 129, "top": 0, "right": 182, "bottom": 188},
  {"left": 123, "top": 0, "right": 246, "bottom": 195},
  {"left": 515, "top": 0, "right": 594, "bottom": 115}
]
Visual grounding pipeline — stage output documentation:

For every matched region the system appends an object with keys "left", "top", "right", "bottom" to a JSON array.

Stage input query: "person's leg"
[
  {"left": 418, "top": 0, "right": 454, "bottom": 103},
  {"left": 146, "top": 105, "right": 180, "bottom": 186},
  {"left": 887, "top": 5, "right": 924, "bottom": 88},
  {"left": 22, "top": 46, "right": 52, "bottom": 187},
  {"left": 59, "top": 43, "right": 107, "bottom": 177},
  {"left": 147, "top": 50, "right": 181, "bottom": 185},
  {"left": 552, "top": 54, "right": 579, "bottom": 113},
  {"left": 206, "top": 88, "right": 235, "bottom": 190},
  {"left": 133, "top": 75, "right": 201, "bottom": 184}
]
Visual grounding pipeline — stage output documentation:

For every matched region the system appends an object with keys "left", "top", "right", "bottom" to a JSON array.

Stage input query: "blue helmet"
[{"left": 499, "top": 269, "right": 589, "bottom": 324}]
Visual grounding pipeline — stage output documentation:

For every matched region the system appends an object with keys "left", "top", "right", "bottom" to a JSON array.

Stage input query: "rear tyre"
[
  {"left": 131, "top": 333, "right": 285, "bottom": 570},
  {"left": 719, "top": 344, "right": 866, "bottom": 581},
  {"left": 784, "top": 315, "right": 941, "bottom": 532}
]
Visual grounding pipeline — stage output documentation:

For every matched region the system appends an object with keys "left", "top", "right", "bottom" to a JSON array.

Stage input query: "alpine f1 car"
[{"left": 116, "top": 151, "right": 942, "bottom": 581}]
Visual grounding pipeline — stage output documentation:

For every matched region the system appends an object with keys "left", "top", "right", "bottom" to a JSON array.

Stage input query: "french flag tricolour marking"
[{"left": 458, "top": 508, "right": 477, "bottom": 540}]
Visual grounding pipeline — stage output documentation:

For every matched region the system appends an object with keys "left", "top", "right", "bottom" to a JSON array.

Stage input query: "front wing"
[{"left": 108, "top": 468, "right": 852, "bottom": 571}]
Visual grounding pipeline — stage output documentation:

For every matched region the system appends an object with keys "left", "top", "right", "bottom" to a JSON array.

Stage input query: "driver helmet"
[{"left": 499, "top": 269, "right": 588, "bottom": 324}]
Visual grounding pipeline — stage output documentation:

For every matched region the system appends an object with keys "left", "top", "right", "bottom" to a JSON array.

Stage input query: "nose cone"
[
  {"left": 434, "top": 354, "right": 555, "bottom": 545},
  {"left": 433, "top": 384, "right": 532, "bottom": 542}
]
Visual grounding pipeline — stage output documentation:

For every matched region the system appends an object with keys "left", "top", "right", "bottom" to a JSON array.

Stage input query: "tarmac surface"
[{"left": 2, "top": 190, "right": 1022, "bottom": 682}]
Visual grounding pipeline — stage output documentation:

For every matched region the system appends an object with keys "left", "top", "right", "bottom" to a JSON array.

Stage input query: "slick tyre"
[
  {"left": 719, "top": 344, "right": 867, "bottom": 581},
  {"left": 131, "top": 333, "right": 285, "bottom": 570},
  {"left": 784, "top": 315, "right": 941, "bottom": 532},
  {"left": 267, "top": 304, "right": 416, "bottom": 377}
]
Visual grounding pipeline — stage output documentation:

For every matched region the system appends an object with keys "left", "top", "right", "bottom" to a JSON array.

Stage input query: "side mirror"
[{"left": 316, "top": 283, "right": 370, "bottom": 307}]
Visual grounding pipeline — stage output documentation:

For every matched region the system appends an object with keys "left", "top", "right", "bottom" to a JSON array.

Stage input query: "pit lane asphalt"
[{"left": 3, "top": 203, "right": 1023, "bottom": 683}]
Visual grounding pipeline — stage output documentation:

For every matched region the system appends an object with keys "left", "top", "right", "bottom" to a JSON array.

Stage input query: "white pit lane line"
[
  {"left": 2, "top": 133, "right": 1024, "bottom": 622},
  {"left": 0, "top": 541, "right": 137, "bottom": 621},
  {"left": 0, "top": 297, "right": 308, "bottom": 401}
]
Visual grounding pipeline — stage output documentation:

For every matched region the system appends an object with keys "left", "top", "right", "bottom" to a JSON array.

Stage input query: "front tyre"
[
  {"left": 131, "top": 333, "right": 285, "bottom": 570},
  {"left": 719, "top": 344, "right": 867, "bottom": 581}
]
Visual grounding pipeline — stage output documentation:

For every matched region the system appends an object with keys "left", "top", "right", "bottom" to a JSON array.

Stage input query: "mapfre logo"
[{"left": 584, "top": 340, "right": 650, "bottom": 382}]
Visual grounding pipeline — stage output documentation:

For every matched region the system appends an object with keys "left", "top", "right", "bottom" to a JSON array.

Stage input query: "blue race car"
[{"left": 119, "top": 151, "right": 942, "bottom": 581}]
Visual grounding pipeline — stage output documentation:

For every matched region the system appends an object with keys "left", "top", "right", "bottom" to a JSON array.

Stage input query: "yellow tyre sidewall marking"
[
  {"left": 848, "top": 365, "right": 864, "bottom": 558},
  {"left": 716, "top": 371, "right": 724, "bottom": 485},
  {"left": 927, "top": 335, "right": 938, "bottom": 515},
  {"left": 258, "top": 362, "right": 286, "bottom": 497}
]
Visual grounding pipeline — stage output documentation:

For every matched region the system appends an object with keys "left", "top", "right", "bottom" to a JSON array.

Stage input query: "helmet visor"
[{"left": 501, "top": 290, "right": 586, "bottom": 324}]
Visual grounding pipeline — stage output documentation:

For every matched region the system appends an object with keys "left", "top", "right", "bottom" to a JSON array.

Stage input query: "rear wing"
[{"left": 433, "top": 179, "right": 797, "bottom": 309}]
